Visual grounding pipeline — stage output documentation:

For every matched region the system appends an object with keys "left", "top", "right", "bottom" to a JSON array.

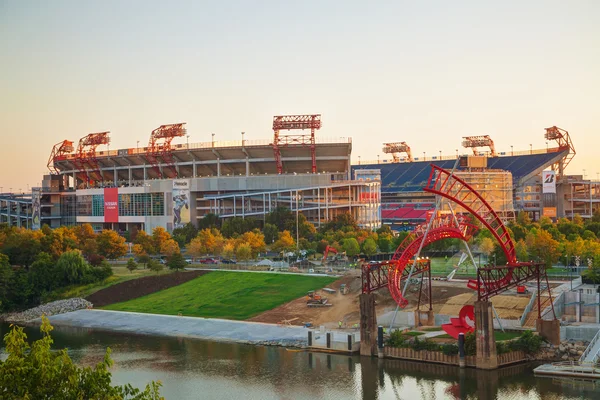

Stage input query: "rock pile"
[
  {"left": 532, "top": 340, "right": 589, "bottom": 361},
  {"left": 1, "top": 298, "right": 93, "bottom": 323}
]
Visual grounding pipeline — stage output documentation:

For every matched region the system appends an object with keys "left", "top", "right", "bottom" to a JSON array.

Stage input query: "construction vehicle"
[
  {"left": 306, "top": 290, "right": 332, "bottom": 307},
  {"left": 321, "top": 245, "right": 347, "bottom": 266}
]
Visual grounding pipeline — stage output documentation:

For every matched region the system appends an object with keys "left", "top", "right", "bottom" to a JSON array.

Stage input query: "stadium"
[{"left": 0, "top": 116, "right": 596, "bottom": 234}]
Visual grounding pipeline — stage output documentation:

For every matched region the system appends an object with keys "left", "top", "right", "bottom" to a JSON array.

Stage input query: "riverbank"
[{"left": 30, "top": 309, "right": 310, "bottom": 348}]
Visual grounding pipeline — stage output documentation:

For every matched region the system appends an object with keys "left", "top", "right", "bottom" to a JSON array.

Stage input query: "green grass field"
[
  {"left": 436, "top": 331, "right": 522, "bottom": 341},
  {"left": 103, "top": 271, "right": 338, "bottom": 320}
]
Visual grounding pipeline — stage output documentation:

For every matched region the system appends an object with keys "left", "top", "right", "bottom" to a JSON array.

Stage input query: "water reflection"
[{"left": 1, "top": 323, "right": 599, "bottom": 400}]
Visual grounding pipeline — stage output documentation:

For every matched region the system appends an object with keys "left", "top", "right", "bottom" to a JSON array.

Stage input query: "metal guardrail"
[
  {"left": 520, "top": 290, "right": 537, "bottom": 326},
  {"left": 580, "top": 327, "right": 600, "bottom": 363}
]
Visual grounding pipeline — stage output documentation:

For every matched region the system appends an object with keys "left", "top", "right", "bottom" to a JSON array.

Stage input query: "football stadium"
[{"left": 0, "top": 116, "right": 596, "bottom": 234}]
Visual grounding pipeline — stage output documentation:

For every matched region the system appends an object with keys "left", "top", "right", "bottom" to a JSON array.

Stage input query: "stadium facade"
[{"left": 0, "top": 120, "right": 595, "bottom": 234}]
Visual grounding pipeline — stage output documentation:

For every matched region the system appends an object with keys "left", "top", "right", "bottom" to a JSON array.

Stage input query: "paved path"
[{"left": 45, "top": 309, "right": 309, "bottom": 345}]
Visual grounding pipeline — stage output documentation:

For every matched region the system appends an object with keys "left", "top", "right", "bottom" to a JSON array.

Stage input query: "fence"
[{"left": 384, "top": 347, "right": 526, "bottom": 367}]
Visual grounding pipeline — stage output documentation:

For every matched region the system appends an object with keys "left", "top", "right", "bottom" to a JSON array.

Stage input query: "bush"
[
  {"left": 440, "top": 343, "right": 459, "bottom": 356},
  {"left": 148, "top": 259, "right": 164, "bottom": 274},
  {"left": 56, "top": 250, "right": 91, "bottom": 285},
  {"left": 510, "top": 330, "right": 544, "bottom": 354},
  {"left": 386, "top": 330, "right": 407, "bottom": 348},
  {"left": 411, "top": 337, "right": 439, "bottom": 352},
  {"left": 464, "top": 332, "right": 476, "bottom": 356},
  {"left": 0, "top": 316, "right": 163, "bottom": 399},
  {"left": 126, "top": 258, "right": 138, "bottom": 273},
  {"left": 496, "top": 341, "right": 510, "bottom": 354},
  {"left": 91, "top": 261, "right": 113, "bottom": 281}
]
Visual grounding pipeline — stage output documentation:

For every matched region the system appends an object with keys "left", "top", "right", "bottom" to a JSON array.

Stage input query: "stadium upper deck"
[{"left": 52, "top": 137, "right": 352, "bottom": 186}]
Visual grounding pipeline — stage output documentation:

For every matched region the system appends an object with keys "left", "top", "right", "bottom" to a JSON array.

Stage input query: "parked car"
[
  {"left": 199, "top": 258, "right": 218, "bottom": 264},
  {"left": 221, "top": 259, "right": 236, "bottom": 264},
  {"left": 184, "top": 258, "right": 193, "bottom": 264}
]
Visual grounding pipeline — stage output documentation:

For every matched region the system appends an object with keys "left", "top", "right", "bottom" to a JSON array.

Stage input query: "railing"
[
  {"left": 521, "top": 290, "right": 538, "bottom": 326},
  {"left": 579, "top": 327, "right": 600, "bottom": 363},
  {"left": 550, "top": 361, "right": 600, "bottom": 374}
]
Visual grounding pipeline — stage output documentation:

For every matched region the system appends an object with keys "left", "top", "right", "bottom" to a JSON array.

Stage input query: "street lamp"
[
  {"left": 529, "top": 144, "right": 532, "bottom": 154},
  {"left": 186, "top": 135, "right": 190, "bottom": 149},
  {"left": 455, "top": 149, "right": 458, "bottom": 158},
  {"left": 423, "top": 152, "right": 426, "bottom": 161},
  {"left": 439, "top": 150, "right": 442, "bottom": 160},
  {"left": 241, "top": 131, "right": 245, "bottom": 146},
  {"left": 583, "top": 169, "right": 586, "bottom": 180},
  {"left": 377, "top": 155, "right": 380, "bottom": 164},
  {"left": 212, "top": 133, "right": 215, "bottom": 148},
  {"left": 296, "top": 193, "right": 301, "bottom": 251},
  {"left": 546, "top": 141, "right": 548, "bottom": 151},
  {"left": 136, "top": 140, "right": 139, "bottom": 152},
  {"left": 358, "top": 155, "right": 361, "bottom": 165},
  {"left": 511, "top": 145, "right": 513, "bottom": 156}
]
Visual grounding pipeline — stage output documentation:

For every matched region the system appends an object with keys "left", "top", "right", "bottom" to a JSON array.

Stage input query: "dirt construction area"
[
  {"left": 86, "top": 271, "right": 211, "bottom": 307},
  {"left": 249, "top": 271, "right": 534, "bottom": 328}
]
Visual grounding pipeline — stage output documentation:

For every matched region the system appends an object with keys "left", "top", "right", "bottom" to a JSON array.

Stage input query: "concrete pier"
[{"left": 475, "top": 301, "right": 498, "bottom": 370}]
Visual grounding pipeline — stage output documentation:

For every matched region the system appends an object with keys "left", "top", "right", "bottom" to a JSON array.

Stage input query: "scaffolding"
[{"left": 453, "top": 171, "right": 515, "bottom": 221}]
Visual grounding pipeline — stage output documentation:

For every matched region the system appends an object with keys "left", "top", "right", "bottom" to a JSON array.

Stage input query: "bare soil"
[
  {"left": 249, "top": 272, "right": 474, "bottom": 328},
  {"left": 86, "top": 271, "right": 211, "bottom": 307}
]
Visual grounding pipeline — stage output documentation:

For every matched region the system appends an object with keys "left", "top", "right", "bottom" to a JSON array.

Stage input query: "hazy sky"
[{"left": 1, "top": 1, "right": 598, "bottom": 191}]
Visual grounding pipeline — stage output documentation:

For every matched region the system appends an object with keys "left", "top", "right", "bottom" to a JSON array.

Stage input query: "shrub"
[
  {"left": 496, "top": 341, "right": 510, "bottom": 354},
  {"left": 440, "top": 343, "right": 459, "bottom": 356},
  {"left": 411, "top": 337, "right": 439, "bottom": 352},
  {"left": 148, "top": 259, "right": 164, "bottom": 274},
  {"left": 126, "top": 258, "right": 138, "bottom": 273},
  {"left": 56, "top": 250, "right": 91, "bottom": 285},
  {"left": 510, "top": 330, "right": 544, "bottom": 354},
  {"left": 386, "top": 330, "right": 407, "bottom": 348},
  {"left": 464, "top": 332, "right": 476, "bottom": 356}
]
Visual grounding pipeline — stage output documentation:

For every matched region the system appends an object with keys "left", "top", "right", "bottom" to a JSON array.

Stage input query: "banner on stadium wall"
[
  {"left": 543, "top": 207, "right": 557, "bottom": 218},
  {"left": 104, "top": 188, "right": 119, "bottom": 223},
  {"left": 542, "top": 171, "right": 556, "bottom": 193},
  {"left": 172, "top": 180, "right": 190, "bottom": 230},
  {"left": 31, "top": 188, "right": 41, "bottom": 230}
]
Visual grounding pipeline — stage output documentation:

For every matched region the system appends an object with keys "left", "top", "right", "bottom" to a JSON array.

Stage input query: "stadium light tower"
[
  {"left": 462, "top": 135, "right": 497, "bottom": 157},
  {"left": 272, "top": 114, "right": 322, "bottom": 174},
  {"left": 382, "top": 142, "right": 413, "bottom": 162}
]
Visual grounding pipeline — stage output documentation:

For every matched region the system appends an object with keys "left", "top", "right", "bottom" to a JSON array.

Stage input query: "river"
[{"left": 1, "top": 322, "right": 599, "bottom": 400}]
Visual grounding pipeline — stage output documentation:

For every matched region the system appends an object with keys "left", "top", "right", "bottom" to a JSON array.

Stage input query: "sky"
[{"left": 0, "top": 0, "right": 599, "bottom": 191}]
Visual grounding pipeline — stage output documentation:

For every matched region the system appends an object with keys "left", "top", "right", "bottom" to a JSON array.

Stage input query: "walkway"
[{"left": 44, "top": 309, "right": 309, "bottom": 344}]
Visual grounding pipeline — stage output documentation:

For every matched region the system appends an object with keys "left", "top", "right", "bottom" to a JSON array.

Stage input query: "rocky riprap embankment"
[
  {"left": 247, "top": 339, "right": 308, "bottom": 348},
  {"left": 532, "top": 339, "right": 590, "bottom": 361},
  {"left": 1, "top": 298, "right": 93, "bottom": 323}
]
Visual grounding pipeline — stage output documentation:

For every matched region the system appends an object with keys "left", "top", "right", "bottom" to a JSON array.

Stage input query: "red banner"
[{"left": 104, "top": 188, "right": 119, "bottom": 223}]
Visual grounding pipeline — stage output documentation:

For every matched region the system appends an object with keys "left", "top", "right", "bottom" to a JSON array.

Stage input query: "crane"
[
  {"left": 272, "top": 114, "right": 322, "bottom": 174},
  {"left": 461, "top": 135, "right": 497, "bottom": 157},
  {"left": 47, "top": 140, "right": 74, "bottom": 175},
  {"left": 382, "top": 142, "right": 413, "bottom": 162}
]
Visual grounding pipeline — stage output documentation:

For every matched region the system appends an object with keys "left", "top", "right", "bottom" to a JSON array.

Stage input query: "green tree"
[
  {"left": 235, "top": 242, "right": 252, "bottom": 262},
  {"left": 171, "top": 222, "right": 199, "bottom": 246},
  {"left": 126, "top": 258, "right": 138, "bottom": 273},
  {"left": 96, "top": 230, "right": 128, "bottom": 260},
  {"left": 148, "top": 259, "right": 164, "bottom": 274},
  {"left": 526, "top": 229, "right": 561, "bottom": 268},
  {"left": 167, "top": 252, "right": 187, "bottom": 271},
  {"left": 263, "top": 223, "right": 279, "bottom": 245},
  {"left": 137, "top": 253, "right": 151, "bottom": 269},
  {"left": 515, "top": 239, "right": 529, "bottom": 262},
  {"left": 479, "top": 237, "right": 495, "bottom": 261},
  {"left": 341, "top": 238, "right": 360, "bottom": 257},
  {"left": 0, "top": 316, "right": 163, "bottom": 399},
  {"left": 0, "top": 254, "right": 13, "bottom": 312},
  {"left": 56, "top": 250, "right": 91, "bottom": 285},
  {"left": 362, "top": 238, "right": 378, "bottom": 257}
]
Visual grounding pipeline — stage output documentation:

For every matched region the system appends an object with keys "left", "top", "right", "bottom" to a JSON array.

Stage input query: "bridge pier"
[
  {"left": 359, "top": 293, "right": 378, "bottom": 357},
  {"left": 475, "top": 300, "right": 498, "bottom": 370},
  {"left": 414, "top": 309, "right": 435, "bottom": 327},
  {"left": 536, "top": 318, "right": 560, "bottom": 345}
]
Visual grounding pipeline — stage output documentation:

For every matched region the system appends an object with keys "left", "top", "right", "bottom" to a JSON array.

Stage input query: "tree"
[
  {"left": 56, "top": 250, "right": 91, "bottom": 285},
  {"left": 0, "top": 316, "right": 163, "bottom": 399},
  {"left": 342, "top": 238, "right": 360, "bottom": 257},
  {"left": 96, "top": 230, "right": 128, "bottom": 260},
  {"left": 377, "top": 235, "right": 392, "bottom": 253},
  {"left": 167, "top": 252, "right": 186, "bottom": 271},
  {"left": 152, "top": 227, "right": 172, "bottom": 254},
  {"left": 134, "top": 230, "right": 156, "bottom": 255},
  {"left": 517, "top": 211, "right": 532, "bottom": 227},
  {"left": 137, "top": 253, "right": 151, "bottom": 269},
  {"left": 171, "top": 222, "right": 198, "bottom": 246},
  {"left": 160, "top": 239, "right": 180, "bottom": 257},
  {"left": 515, "top": 239, "right": 529, "bottom": 262},
  {"left": 479, "top": 237, "right": 495, "bottom": 261},
  {"left": 241, "top": 230, "right": 266, "bottom": 257},
  {"left": 526, "top": 229, "right": 561, "bottom": 268},
  {"left": 148, "top": 259, "right": 164, "bottom": 274},
  {"left": 126, "top": 258, "right": 138, "bottom": 273},
  {"left": 222, "top": 241, "right": 235, "bottom": 259},
  {"left": 198, "top": 213, "right": 220, "bottom": 230},
  {"left": 0, "top": 254, "right": 12, "bottom": 312},
  {"left": 263, "top": 223, "right": 279, "bottom": 245},
  {"left": 235, "top": 243, "right": 252, "bottom": 262},
  {"left": 362, "top": 238, "right": 378, "bottom": 257},
  {"left": 271, "top": 230, "right": 295, "bottom": 252}
]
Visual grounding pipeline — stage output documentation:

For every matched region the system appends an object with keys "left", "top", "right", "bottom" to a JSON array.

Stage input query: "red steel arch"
[{"left": 423, "top": 164, "right": 516, "bottom": 264}]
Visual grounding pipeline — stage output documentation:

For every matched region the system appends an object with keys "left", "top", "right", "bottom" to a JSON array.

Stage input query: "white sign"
[
  {"left": 173, "top": 179, "right": 190, "bottom": 189},
  {"left": 542, "top": 171, "right": 556, "bottom": 193}
]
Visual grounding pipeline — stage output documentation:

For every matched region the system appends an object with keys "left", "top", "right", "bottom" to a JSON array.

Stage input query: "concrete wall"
[{"left": 561, "top": 324, "right": 600, "bottom": 341}]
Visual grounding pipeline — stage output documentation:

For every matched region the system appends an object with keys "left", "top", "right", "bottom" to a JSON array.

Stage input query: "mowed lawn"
[{"left": 103, "top": 271, "right": 337, "bottom": 320}]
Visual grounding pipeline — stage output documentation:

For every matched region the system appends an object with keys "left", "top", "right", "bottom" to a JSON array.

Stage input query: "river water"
[{"left": 1, "top": 322, "right": 598, "bottom": 400}]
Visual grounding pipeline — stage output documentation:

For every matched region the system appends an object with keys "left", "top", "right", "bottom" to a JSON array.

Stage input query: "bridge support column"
[
  {"left": 536, "top": 319, "right": 560, "bottom": 345},
  {"left": 414, "top": 310, "right": 435, "bottom": 327},
  {"left": 359, "top": 293, "right": 377, "bottom": 357},
  {"left": 475, "top": 301, "right": 498, "bottom": 370}
]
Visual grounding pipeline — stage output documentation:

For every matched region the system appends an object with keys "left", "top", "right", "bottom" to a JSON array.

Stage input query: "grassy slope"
[
  {"left": 45, "top": 265, "right": 172, "bottom": 301},
  {"left": 103, "top": 271, "right": 338, "bottom": 320}
]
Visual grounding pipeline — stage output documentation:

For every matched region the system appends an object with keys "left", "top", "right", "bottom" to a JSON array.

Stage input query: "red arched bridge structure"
[{"left": 362, "top": 164, "right": 555, "bottom": 337}]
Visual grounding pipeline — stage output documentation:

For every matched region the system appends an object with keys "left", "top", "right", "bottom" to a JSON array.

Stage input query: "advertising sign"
[
  {"left": 542, "top": 171, "right": 556, "bottom": 193},
  {"left": 31, "top": 188, "right": 41, "bottom": 230},
  {"left": 172, "top": 180, "right": 190, "bottom": 229},
  {"left": 104, "top": 188, "right": 119, "bottom": 223},
  {"left": 543, "top": 207, "right": 557, "bottom": 218}
]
